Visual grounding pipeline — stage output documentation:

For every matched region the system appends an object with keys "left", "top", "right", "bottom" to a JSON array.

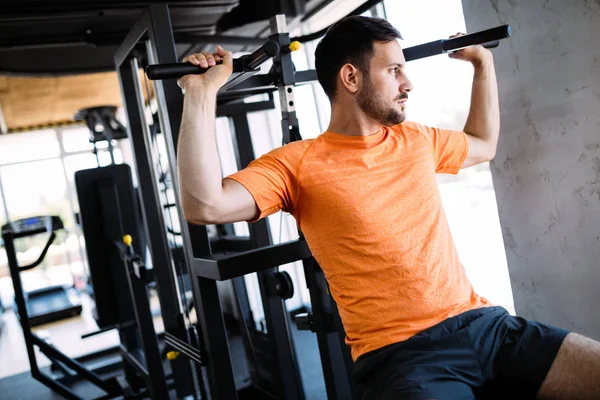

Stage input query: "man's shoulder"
[{"left": 265, "top": 139, "right": 317, "bottom": 165}]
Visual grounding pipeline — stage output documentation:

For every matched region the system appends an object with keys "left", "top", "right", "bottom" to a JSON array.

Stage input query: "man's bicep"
[{"left": 216, "top": 178, "right": 260, "bottom": 223}]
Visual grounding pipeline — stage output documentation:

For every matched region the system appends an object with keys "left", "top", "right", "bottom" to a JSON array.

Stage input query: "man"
[{"left": 177, "top": 15, "right": 600, "bottom": 400}]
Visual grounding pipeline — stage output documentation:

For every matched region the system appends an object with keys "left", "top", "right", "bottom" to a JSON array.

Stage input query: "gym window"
[{"left": 0, "top": 126, "right": 125, "bottom": 305}]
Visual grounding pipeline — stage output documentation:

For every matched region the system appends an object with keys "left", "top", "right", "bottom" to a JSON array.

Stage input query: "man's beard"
[{"left": 357, "top": 75, "right": 406, "bottom": 126}]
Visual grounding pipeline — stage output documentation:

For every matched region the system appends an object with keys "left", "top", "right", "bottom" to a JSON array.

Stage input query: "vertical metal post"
[
  {"left": 269, "top": 15, "right": 302, "bottom": 145},
  {"left": 146, "top": 4, "right": 238, "bottom": 399},
  {"left": 0, "top": 167, "right": 10, "bottom": 222},
  {"left": 3, "top": 231, "right": 40, "bottom": 376},
  {"left": 303, "top": 259, "right": 355, "bottom": 399},
  {"left": 126, "top": 261, "right": 170, "bottom": 399},
  {"left": 231, "top": 113, "right": 305, "bottom": 399},
  {"left": 331, "top": 292, "right": 357, "bottom": 397},
  {"left": 107, "top": 139, "right": 116, "bottom": 165},
  {"left": 117, "top": 52, "right": 196, "bottom": 398}
]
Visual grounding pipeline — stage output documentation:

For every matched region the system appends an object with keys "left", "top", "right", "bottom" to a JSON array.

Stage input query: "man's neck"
[{"left": 326, "top": 101, "right": 384, "bottom": 137}]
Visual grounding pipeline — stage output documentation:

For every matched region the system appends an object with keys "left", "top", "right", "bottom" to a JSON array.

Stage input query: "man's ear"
[{"left": 338, "top": 63, "right": 361, "bottom": 94}]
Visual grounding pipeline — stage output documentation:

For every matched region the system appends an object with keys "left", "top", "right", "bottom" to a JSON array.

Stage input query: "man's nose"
[{"left": 401, "top": 78, "right": 413, "bottom": 93}]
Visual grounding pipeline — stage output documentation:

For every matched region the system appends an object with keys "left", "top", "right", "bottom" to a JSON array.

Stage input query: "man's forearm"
[
  {"left": 177, "top": 85, "right": 224, "bottom": 221},
  {"left": 464, "top": 54, "right": 500, "bottom": 148}
]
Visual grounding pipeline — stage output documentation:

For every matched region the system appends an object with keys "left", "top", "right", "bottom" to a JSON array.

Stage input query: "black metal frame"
[
  {"left": 115, "top": 5, "right": 316, "bottom": 399},
  {"left": 115, "top": 8, "right": 198, "bottom": 397},
  {"left": 227, "top": 105, "right": 305, "bottom": 399}
]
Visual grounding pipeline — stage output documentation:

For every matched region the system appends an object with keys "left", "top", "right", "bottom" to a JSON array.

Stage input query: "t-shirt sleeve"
[
  {"left": 225, "top": 143, "right": 303, "bottom": 222},
  {"left": 412, "top": 122, "right": 470, "bottom": 174}
]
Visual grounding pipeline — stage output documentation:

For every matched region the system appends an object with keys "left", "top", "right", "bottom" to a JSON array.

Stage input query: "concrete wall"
[{"left": 462, "top": 0, "right": 600, "bottom": 338}]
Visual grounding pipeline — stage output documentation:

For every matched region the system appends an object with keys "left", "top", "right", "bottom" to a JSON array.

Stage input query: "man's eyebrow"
[{"left": 385, "top": 63, "right": 405, "bottom": 68}]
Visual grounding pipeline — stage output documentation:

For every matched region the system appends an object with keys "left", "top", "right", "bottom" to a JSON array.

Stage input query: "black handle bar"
[
  {"left": 19, "top": 232, "right": 57, "bottom": 271},
  {"left": 146, "top": 40, "right": 280, "bottom": 80},
  {"left": 404, "top": 25, "right": 512, "bottom": 62}
]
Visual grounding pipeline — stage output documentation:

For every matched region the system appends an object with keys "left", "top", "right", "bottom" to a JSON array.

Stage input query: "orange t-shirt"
[{"left": 227, "top": 121, "right": 490, "bottom": 360}]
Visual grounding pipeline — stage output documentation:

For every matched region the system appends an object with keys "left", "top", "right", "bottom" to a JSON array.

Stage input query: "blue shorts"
[{"left": 353, "top": 306, "right": 569, "bottom": 400}]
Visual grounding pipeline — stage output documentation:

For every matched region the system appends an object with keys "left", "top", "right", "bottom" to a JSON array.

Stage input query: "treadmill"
[{"left": 2, "top": 216, "right": 82, "bottom": 326}]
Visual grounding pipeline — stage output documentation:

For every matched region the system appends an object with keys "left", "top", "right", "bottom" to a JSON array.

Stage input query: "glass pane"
[
  {"left": 97, "top": 148, "right": 123, "bottom": 167},
  {"left": 0, "top": 176, "right": 8, "bottom": 305},
  {"left": 61, "top": 126, "right": 95, "bottom": 153},
  {"left": 2, "top": 159, "right": 68, "bottom": 220},
  {"left": 0, "top": 159, "right": 82, "bottom": 297},
  {"left": 0, "top": 129, "right": 60, "bottom": 164}
]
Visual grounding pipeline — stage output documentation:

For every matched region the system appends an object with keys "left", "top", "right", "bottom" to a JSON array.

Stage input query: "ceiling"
[{"left": 0, "top": 0, "right": 337, "bottom": 131}]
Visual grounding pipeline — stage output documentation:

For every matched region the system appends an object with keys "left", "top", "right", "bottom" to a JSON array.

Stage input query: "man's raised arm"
[
  {"left": 449, "top": 36, "right": 500, "bottom": 168},
  {"left": 177, "top": 46, "right": 259, "bottom": 225}
]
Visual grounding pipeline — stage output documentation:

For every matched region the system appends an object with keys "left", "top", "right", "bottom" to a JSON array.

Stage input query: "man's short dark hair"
[{"left": 315, "top": 16, "right": 402, "bottom": 100}]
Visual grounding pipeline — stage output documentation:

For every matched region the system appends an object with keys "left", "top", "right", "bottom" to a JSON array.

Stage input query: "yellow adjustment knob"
[
  {"left": 166, "top": 351, "right": 180, "bottom": 360},
  {"left": 289, "top": 41, "right": 301, "bottom": 52},
  {"left": 123, "top": 234, "right": 133, "bottom": 247}
]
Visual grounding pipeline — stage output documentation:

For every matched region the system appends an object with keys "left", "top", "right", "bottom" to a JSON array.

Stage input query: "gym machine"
[
  {"left": 115, "top": 2, "right": 513, "bottom": 399},
  {"left": 3, "top": 216, "right": 130, "bottom": 399},
  {"left": 2, "top": 217, "right": 82, "bottom": 327},
  {"left": 75, "top": 163, "right": 174, "bottom": 399},
  {"left": 116, "top": 5, "right": 309, "bottom": 399},
  {"left": 74, "top": 106, "right": 128, "bottom": 167},
  {"left": 3, "top": 200, "right": 177, "bottom": 398}
]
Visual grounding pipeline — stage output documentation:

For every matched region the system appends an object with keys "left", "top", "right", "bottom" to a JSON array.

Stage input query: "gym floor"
[{"left": 0, "top": 295, "right": 124, "bottom": 379}]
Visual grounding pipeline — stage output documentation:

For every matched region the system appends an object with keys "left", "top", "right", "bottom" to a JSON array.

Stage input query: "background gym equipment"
[
  {"left": 117, "top": 7, "right": 307, "bottom": 399},
  {"left": 2, "top": 216, "right": 82, "bottom": 327},
  {"left": 3, "top": 207, "right": 177, "bottom": 399},
  {"left": 75, "top": 164, "right": 176, "bottom": 399},
  {"left": 74, "top": 106, "right": 128, "bottom": 167},
  {"left": 2, "top": 216, "right": 129, "bottom": 399}
]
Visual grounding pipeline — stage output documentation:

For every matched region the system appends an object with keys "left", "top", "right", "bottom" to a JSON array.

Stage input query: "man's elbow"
[{"left": 182, "top": 197, "right": 218, "bottom": 225}]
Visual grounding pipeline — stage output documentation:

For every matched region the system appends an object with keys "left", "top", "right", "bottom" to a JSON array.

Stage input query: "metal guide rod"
[{"left": 269, "top": 14, "right": 301, "bottom": 144}]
